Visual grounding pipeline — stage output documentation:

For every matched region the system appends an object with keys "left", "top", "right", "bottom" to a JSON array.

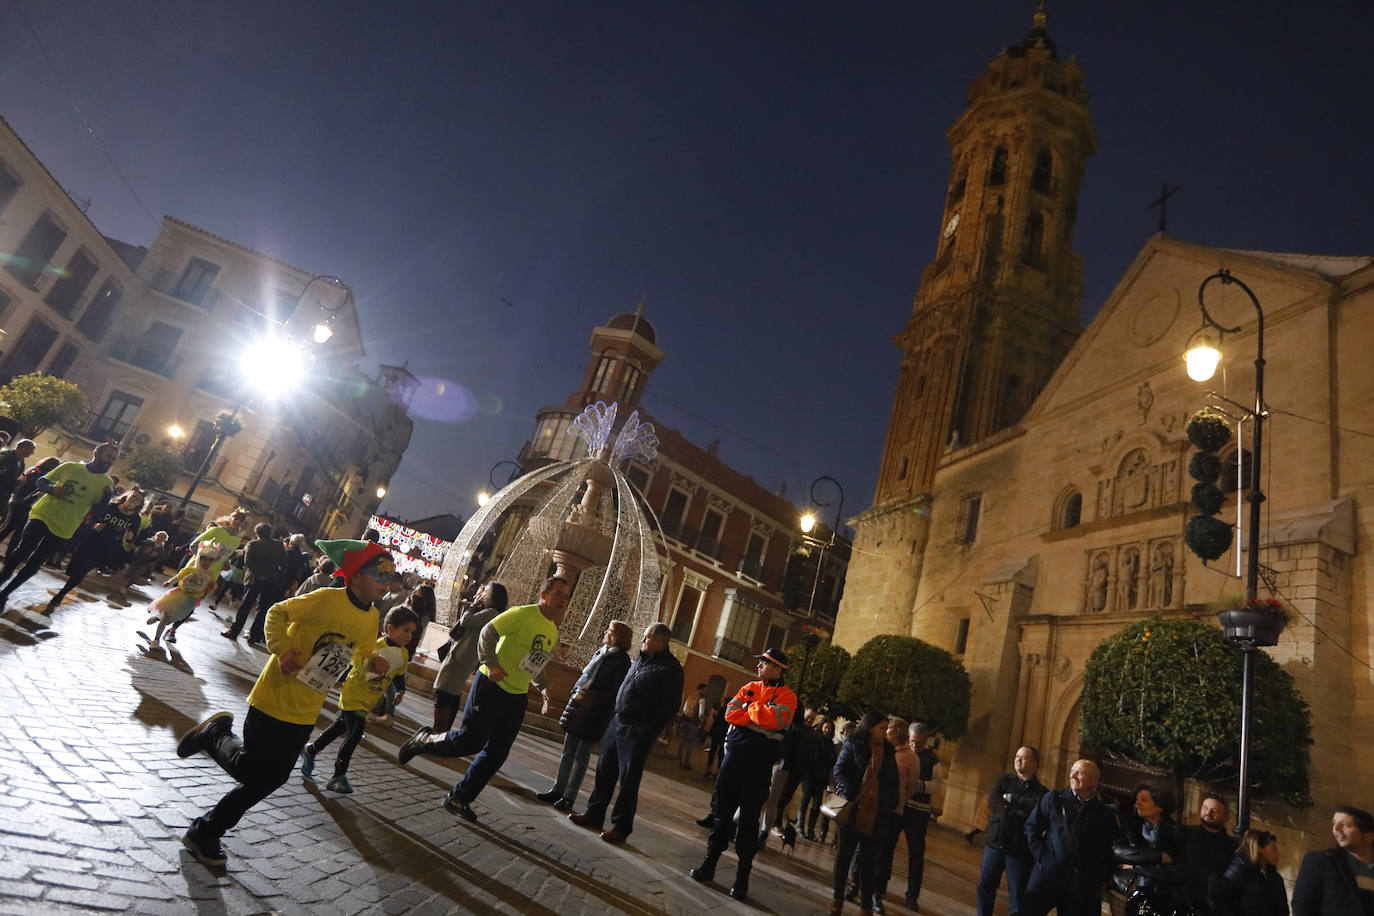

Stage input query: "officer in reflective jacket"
[{"left": 689, "top": 647, "right": 797, "bottom": 903}]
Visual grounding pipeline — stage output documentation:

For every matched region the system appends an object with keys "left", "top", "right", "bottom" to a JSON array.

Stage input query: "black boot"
[
  {"left": 730, "top": 861, "right": 752, "bottom": 901},
  {"left": 689, "top": 854, "right": 718, "bottom": 882}
]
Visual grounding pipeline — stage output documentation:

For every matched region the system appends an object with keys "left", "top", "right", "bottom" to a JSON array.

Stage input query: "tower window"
[
  {"left": 621, "top": 361, "right": 643, "bottom": 403},
  {"left": 954, "top": 493, "right": 982, "bottom": 544},
  {"left": 1055, "top": 488, "right": 1082, "bottom": 530},
  {"left": 1021, "top": 211, "right": 1045, "bottom": 267},
  {"left": 898, "top": 457, "right": 909, "bottom": 480},
  {"left": 950, "top": 169, "right": 967, "bottom": 202},
  {"left": 589, "top": 350, "right": 616, "bottom": 394},
  {"left": 954, "top": 617, "right": 970, "bottom": 655},
  {"left": 987, "top": 148, "right": 1008, "bottom": 186},
  {"left": 1032, "top": 150, "right": 1054, "bottom": 194}
]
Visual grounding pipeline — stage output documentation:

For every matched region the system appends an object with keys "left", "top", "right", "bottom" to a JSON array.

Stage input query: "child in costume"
[
  {"left": 300, "top": 605, "right": 418, "bottom": 793},
  {"left": 174, "top": 539, "right": 396, "bottom": 867},
  {"left": 147, "top": 542, "right": 222, "bottom": 646}
]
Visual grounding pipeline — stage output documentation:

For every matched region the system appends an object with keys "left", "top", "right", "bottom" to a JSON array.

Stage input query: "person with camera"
[{"left": 977, "top": 745, "right": 1048, "bottom": 916}]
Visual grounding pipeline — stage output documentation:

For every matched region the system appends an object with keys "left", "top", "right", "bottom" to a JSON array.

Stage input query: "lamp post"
[
  {"left": 179, "top": 408, "right": 245, "bottom": 510},
  {"left": 796, "top": 474, "right": 844, "bottom": 699},
  {"left": 478, "top": 460, "right": 523, "bottom": 506},
  {"left": 1187, "top": 267, "right": 1266, "bottom": 833},
  {"left": 298, "top": 275, "right": 354, "bottom": 345}
]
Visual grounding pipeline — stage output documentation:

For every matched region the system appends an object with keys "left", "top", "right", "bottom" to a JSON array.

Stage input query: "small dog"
[{"left": 780, "top": 822, "right": 797, "bottom": 856}]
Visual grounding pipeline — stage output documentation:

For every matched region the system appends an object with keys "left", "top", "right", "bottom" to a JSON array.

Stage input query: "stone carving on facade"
[
  {"left": 1051, "top": 655, "right": 1073, "bottom": 683},
  {"left": 705, "top": 493, "right": 732, "bottom": 517},
  {"left": 1082, "top": 536, "right": 1183, "bottom": 614},
  {"left": 1094, "top": 445, "right": 1182, "bottom": 521},
  {"left": 749, "top": 518, "right": 772, "bottom": 540},
  {"left": 1136, "top": 381, "right": 1154, "bottom": 425},
  {"left": 668, "top": 470, "right": 695, "bottom": 493}
]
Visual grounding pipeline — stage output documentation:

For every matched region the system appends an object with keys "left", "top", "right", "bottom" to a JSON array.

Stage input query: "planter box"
[{"left": 1217, "top": 608, "right": 1287, "bottom": 647}]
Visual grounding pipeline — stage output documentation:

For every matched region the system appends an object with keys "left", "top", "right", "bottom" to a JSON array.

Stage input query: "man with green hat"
[{"left": 174, "top": 539, "right": 398, "bottom": 867}]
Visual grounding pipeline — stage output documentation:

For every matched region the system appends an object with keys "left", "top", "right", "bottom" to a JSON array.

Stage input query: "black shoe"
[
  {"left": 756, "top": 829, "right": 768, "bottom": 851},
  {"left": 803, "top": 830, "right": 817, "bottom": 842},
  {"left": 176, "top": 712, "right": 233, "bottom": 758},
  {"left": 870, "top": 894, "right": 886, "bottom": 915},
  {"left": 729, "top": 864, "right": 751, "bottom": 901},
  {"left": 845, "top": 880, "right": 859, "bottom": 902},
  {"left": 552, "top": 797, "right": 573, "bottom": 812},
  {"left": 443, "top": 794, "right": 477, "bottom": 822},
  {"left": 397, "top": 726, "right": 431, "bottom": 766},
  {"left": 695, "top": 814, "right": 714, "bottom": 828},
  {"left": 182, "top": 817, "right": 227, "bottom": 866},
  {"left": 689, "top": 857, "right": 717, "bottom": 883},
  {"left": 535, "top": 789, "right": 562, "bottom": 804},
  {"left": 904, "top": 893, "right": 920, "bottom": 911}
]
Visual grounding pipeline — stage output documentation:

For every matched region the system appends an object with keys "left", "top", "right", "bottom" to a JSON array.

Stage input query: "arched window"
[
  {"left": 1032, "top": 149, "right": 1053, "bottom": 193},
  {"left": 987, "top": 148, "right": 1008, "bottom": 186},
  {"left": 1054, "top": 487, "right": 1082, "bottom": 530},
  {"left": 589, "top": 350, "right": 616, "bottom": 394},
  {"left": 621, "top": 360, "right": 643, "bottom": 403},
  {"left": 1021, "top": 211, "right": 1045, "bottom": 267}
]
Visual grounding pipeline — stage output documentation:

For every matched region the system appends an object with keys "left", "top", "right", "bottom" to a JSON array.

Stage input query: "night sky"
[{"left": 3, "top": 1, "right": 1371, "bottom": 527}]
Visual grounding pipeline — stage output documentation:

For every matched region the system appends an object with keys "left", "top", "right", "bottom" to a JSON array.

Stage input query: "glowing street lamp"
[
  {"left": 1184, "top": 327, "right": 1223, "bottom": 382},
  {"left": 477, "top": 490, "right": 490, "bottom": 507},
  {"left": 167, "top": 424, "right": 185, "bottom": 440},
  {"left": 375, "top": 486, "right": 387, "bottom": 500}
]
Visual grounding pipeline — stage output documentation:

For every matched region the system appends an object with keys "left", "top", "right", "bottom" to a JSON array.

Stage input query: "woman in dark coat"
[
  {"left": 535, "top": 620, "right": 634, "bottom": 810},
  {"left": 431, "top": 581, "right": 508, "bottom": 732},
  {"left": 1210, "top": 828, "right": 1288, "bottom": 916},
  {"left": 829, "top": 711, "right": 899, "bottom": 915},
  {"left": 1112, "top": 782, "right": 1189, "bottom": 915}
]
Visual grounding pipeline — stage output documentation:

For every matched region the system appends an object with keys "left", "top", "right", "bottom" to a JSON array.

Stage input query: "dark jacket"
[
  {"left": 1025, "top": 787, "right": 1119, "bottom": 885},
  {"left": 1211, "top": 854, "right": 1289, "bottom": 916},
  {"left": 1183, "top": 824, "right": 1239, "bottom": 912},
  {"left": 559, "top": 645, "right": 632, "bottom": 740},
  {"left": 244, "top": 536, "right": 285, "bottom": 584},
  {"left": 807, "top": 727, "right": 838, "bottom": 786},
  {"left": 1292, "top": 848, "right": 1373, "bottom": 916},
  {"left": 985, "top": 772, "right": 1048, "bottom": 857},
  {"left": 832, "top": 737, "right": 900, "bottom": 836},
  {"left": 612, "top": 647, "right": 683, "bottom": 733},
  {"left": 0, "top": 448, "right": 25, "bottom": 493},
  {"left": 1113, "top": 815, "right": 1188, "bottom": 903}
]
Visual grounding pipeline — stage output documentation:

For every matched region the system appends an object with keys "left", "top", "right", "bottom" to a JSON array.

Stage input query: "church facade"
[{"left": 833, "top": 6, "right": 1373, "bottom": 853}]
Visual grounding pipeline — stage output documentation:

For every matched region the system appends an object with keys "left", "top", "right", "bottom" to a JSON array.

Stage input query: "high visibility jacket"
[{"left": 723, "top": 678, "right": 797, "bottom": 754}]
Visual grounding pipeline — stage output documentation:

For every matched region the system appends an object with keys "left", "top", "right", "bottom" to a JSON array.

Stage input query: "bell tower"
[
  {"left": 836, "top": 3, "right": 1095, "bottom": 649},
  {"left": 875, "top": 1, "right": 1095, "bottom": 504}
]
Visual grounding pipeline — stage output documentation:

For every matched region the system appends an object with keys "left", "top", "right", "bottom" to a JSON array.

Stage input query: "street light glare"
[
  {"left": 244, "top": 336, "right": 311, "bottom": 393},
  {"left": 312, "top": 321, "right": 334, "bottom": 344},
  {"left": 375, "top": 486, "right": 387, "bottom": 499},
  {"left": 167, "top": 424, "right": 184, "bottom": 439},
  {"left": 1184, "top": 342, "right": 1221, "bottom": 381},
  {"left": 800, "top": 512, "right": 816, "bottom": 534},
  {"left": 477, "top": 490, "right": 490, "bottom": 507}
]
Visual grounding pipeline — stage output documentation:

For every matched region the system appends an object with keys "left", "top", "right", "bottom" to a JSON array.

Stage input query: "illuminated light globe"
[{"left": 434, "top": 401, "right": 668, "bottom": 669}]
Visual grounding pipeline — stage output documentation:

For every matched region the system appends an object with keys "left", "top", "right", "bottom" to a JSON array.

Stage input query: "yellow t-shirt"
[
  {"left": 248, "top": 588, "right": 380, "bottom": 725},
  {"left": 29, "top": 462, "right": 113, "bottom": 539},
  {"left": 479, "top": 603, "right": 559, "bottom": 696},
  {"left": 338, "top": 637, "right": 409, "bottom": 712}
]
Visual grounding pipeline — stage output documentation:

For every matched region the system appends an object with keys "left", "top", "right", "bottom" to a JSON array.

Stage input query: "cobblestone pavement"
[{"left": 0, "top": 569, "right": 999, "bottom": 915}]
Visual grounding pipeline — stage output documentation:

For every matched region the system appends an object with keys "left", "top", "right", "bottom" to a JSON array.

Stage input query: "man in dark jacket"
[
  {"left": 1182, "top": 794, "right": 1238, "bottom": 913},
  {"left": 977, "top": 745, "right": 1048, "bottom": 916},
  {"left": 569, "top": 622, "right": 682, "bottom": 843},
  {"left": 0, "top": 439, "right": 34, "bottom": 505},
  {"left": 1022, "top": 758, "right": 1119, "bottom": 916},
  {"left": 1292, "top": 805, "right": 1374, "bottom": 916},
  {"left": 224, "top": 523, "right": 285, "bottom": 642}
]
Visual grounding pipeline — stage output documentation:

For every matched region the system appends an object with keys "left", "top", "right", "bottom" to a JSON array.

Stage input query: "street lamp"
[
  {"left": 1188, "top": 267, "right": 1266, "bottom": 834},
  {"left": 795, "top": 474, "right": 844, "bottom": 699},
  {"left": 294, "top": 275, "right": 353, "bottom": 345},
  {"left": 167, "top": 424, "right": 185, "bottom": 441},
  {"left": 375, "top": 486, "right": 387, "bottom": 500},
  {"left": 477, "top": 460, "right": 524, "bottom": 508}
]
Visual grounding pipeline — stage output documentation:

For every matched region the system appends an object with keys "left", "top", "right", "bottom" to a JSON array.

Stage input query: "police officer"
[{"left": 689, "top": 647, "right": 797, "bottom": 902}]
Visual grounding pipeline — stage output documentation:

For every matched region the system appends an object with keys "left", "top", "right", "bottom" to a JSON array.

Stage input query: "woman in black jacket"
[
  {"left": 1211, "top": 829, "right": 1288, "bottom": 916},
  {"left": 1112, "top": 782, "right": 1189, "bottom": 915},
  {"left": 829, "top": 711, "right": 899, "bottom": 915},
  {"left": 535, "top": 620, "right": 633, "bottom": 810},
  {"left": 801, "top": 717, "right": 838, "bottom": 841}
]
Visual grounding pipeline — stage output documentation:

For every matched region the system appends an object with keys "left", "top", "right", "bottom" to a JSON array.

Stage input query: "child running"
[
  {"left": 146, "top": 543, "right": 221, "bottom": 646},
  {"left": 174, "top": 539, "right": 395, "bottom": 867},
  {"left": 300, "top": 605, "right": 418, "bottom": 793}
]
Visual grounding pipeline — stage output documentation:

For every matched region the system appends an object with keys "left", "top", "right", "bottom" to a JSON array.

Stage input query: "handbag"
[
  {"left": 820, "top": 790, "right": 850, "bottom": 820},
  {"left": 558, "top": 686, "right": 601, "bottom": 735}
]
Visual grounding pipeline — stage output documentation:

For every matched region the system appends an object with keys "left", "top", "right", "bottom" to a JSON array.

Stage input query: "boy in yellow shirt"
[
  {"left": 301, "top": 605, "right": 418, "bottom": 794},
  {"left": 174, "top": 539, "right": 396, "bottom": 867}
]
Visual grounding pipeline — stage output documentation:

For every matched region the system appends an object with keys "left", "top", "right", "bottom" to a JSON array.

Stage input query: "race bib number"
[
  {"left": 517, "top": 649, "right": 552, "bottom": 678},
  {"left": 296, "top": 642, "right": 353, "bottom": 693}
]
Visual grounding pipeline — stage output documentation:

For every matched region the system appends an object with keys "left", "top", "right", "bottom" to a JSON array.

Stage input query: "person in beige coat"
[{"left": 430, "top": 582, "right": 507, "bottom": 732}]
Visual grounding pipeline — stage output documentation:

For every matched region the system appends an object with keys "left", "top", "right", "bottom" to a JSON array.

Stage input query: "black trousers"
[
  {"left": 227, "top": 581, "right": 281, "bottom": 639},
  {"left": 310, "top": 710, "right": 367, "bottom": 779},
  {"left": 582, "top": 718, "right": 655, "bottom": 835},
  {"left": 835, "top": 820, "right": 885, "bottom": 902},
  {"left": 0, "top": 519, "right": 68, "bottom": 597},
  {"left": 201, "top": 706, "right": 313, "bottom": 839},
  {"left": 426, "top": 672, "right": 527, "bottom": 804},
  {"left": 706, "top": 744, "right": 773, "bottom": 866}
]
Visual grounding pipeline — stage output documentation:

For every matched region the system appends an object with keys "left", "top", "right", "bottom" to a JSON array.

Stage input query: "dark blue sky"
[{"left": 3, "top": 1, "right": 1371, "bottom": 525}]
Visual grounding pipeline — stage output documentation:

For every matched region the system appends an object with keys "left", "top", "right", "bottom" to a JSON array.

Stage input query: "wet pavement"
[{"left": 0, "top": 568, "right": 1002, "bottom": 915}]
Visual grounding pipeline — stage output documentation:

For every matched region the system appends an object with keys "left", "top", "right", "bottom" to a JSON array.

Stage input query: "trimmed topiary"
[
  {"left": 784, "top": 640, "right": 852, "bottom": 718},
  {"left": 1190, "top": 482, "right": 1225, "bottom": 516},
  {"left": 1186, "top": 514, "right": 1234, "bottom": 563},
  {"left": 1186, "top": 410, "right": 1233, "bottom": 453},
  {"left": 837, "top": 634, "right": 971, "bottom": 740},
  {"left": 1188, "top": 451, "right": 1222, "bottom": 483}
]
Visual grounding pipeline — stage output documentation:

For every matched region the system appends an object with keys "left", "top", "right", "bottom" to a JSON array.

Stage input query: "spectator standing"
[
  {"left": 1212, "top": 828, "right": 1289, "bottom": 916},
  {"left": 403, "top": 583, "right": 436, "bottom": 659},
  {"left": 828, "top": 711, "right": 900, "bottom": 915},
  {"left": 238, "top": 523, "right": 286, "bottom": 644},
  {"left": 294, "top": 557, "right": 337, "bottom": 596},
  {"left": 278, "top": 534, "right": 311, "bottom": 596},
  {"left": 0, "top": 443, "right": 118, "bottom": 609},
  {"left": 871, "top": 716, "right": 918, "bottom": 910},
  {"left": 537, "top": 620, "right": 633, "bottom": 811},
  {"left": 1292, "top": 805, "right": 1374, "bottom": 916},
  {"left": 800, "top": 717, "right": 838, "bottom": 842},
  {"left": 688, "top": 647, "right": 797, "bottom": 903},
  {"left": 569, "top": 622, "right": 683, "bottom": 842},
  {"left": 1183, "top": 795, "right": 1238, "bottom": 913},
  {"left": 677, "top": 682, "right": 707, "bottom": 769},
  {"left": 976, "top": 745, "right": 1047, "bottom": 916},
  {"left": 898, "top": 722, "right": 946, "bottom": 910},
  {"left": 430, "top": 581, "right": 509, "bottom": 733},
  {"left": 702, "top": 696, "right": 728, "bottom": 779},
  {"left": 1112, "top": 782, "right": 1188, "bottom": 913},
  {"left": 1023, "top": 758, "right": 1119, "bottom": 916}
]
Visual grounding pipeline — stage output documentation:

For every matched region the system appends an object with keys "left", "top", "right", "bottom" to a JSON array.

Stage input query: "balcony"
[
  {"left": 150, "top": 269, "right": 220, "bottom": 310},
  {"left": 109, "top": 335, "right": 180, "bottom": 378},
  {"left": 736, "top": 557, "right": 765, "bottom": 581},
  {"left": 713, "top": 636, "right": 750, "bottom": 666}
]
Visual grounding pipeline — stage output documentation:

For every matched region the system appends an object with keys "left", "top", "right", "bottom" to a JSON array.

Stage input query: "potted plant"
[{"left": 1217, "top": 596, "right": 1289, "bottom": 647}]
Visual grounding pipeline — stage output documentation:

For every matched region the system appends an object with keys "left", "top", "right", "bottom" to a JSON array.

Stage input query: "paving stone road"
[{"left": 0, "top": 568, "right": 999, "bottom": 915}]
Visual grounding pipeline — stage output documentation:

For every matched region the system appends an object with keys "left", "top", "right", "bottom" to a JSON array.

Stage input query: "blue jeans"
[
  {"left": 582, "top": 718, "right": 656, "bottom": 835},
  {"left": 977, "top": 845, "right": 1032, "bottom": 916},
  {"left": 425, "top": 672, "right": 527, "bottom": 804},
  {"left": 550, "top": 730, "right": 596, "bottom": 805}
]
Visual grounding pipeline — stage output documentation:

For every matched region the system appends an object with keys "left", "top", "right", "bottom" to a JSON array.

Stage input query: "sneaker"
[
  {"left": 147, "top": 614, "right": 158, "bottom": 625},
  {"left": 220, "top": 630, "right": 237, "bottom": 640},
  {"left": 397, "top": 726, "right": 431, "bottom": 766},
  {"left": 325, "top": 775, "right": 353, "bottom": 794},
  {"left": 443, "top": 794, "right": 477, "bottom": 822},
  {"left": 165, "top": 630, "right": 177, "bottom": 644},
  {"left": 535, "top": 789, "right": 562, "bottom": 804},
  {"left": 182, "top": 817, "right": 227, "bottom": 866},
  {"left": 300, "top": 747, "right": 317, "bottom": 777},
  {"left": 177, "top": 711, "right": 233, "bottom": 758}
]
